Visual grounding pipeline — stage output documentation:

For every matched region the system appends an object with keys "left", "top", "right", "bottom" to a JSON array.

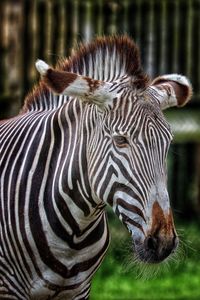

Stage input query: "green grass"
[{"left": 90, "top": 217, "right": 200, "bottom": 300}]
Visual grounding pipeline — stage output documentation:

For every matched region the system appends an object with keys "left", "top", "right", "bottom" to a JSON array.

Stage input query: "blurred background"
[{"left": 0, "top": 0, "right": 200, "bottom": 299}]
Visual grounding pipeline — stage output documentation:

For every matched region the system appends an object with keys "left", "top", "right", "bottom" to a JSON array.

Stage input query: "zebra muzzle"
[
  {"left": 143, "top": 233, "right": 179, "bottom": 263},
  {"left": 134, "top": 201, "right": 179, "bottom": 263}
]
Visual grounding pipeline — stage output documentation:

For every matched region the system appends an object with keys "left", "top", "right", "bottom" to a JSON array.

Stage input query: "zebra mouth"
[
  {"left": 134, "top": 246, "right": 171, "bottom": 264},
  {"left": 133, "top": 235, "right": 178, "bottom": 264}
]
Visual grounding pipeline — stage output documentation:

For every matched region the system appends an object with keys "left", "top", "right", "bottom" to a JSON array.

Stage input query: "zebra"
[{"left": 0, "top": 36, "right": 192, "bottom": 299}]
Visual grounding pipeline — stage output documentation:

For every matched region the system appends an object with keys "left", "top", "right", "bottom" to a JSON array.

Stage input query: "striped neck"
[{"left": 23, "top": 91, "right": 70, "bottom": 112}]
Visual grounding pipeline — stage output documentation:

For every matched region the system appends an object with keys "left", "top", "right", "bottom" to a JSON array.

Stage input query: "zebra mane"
[
  {"left": 60, "top": 35, "right": 148, "bottom": 84},
  {"left": 22, "top": 35, "right": 148, "bottom": 112}
]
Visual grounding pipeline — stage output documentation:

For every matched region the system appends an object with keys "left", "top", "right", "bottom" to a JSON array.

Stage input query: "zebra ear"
[
  {"left": 35, "top": 60, "right": 114, "bottom": 107},
  {"left": 150, "top": 74, "right": 192, "bottom": 110}
]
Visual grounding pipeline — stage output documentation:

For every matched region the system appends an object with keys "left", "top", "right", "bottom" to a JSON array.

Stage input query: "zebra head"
[{"left": 36, "top": 36, "right": 192, "bottom": 264}]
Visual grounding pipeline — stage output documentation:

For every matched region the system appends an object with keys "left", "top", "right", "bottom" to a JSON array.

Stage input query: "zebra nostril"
[{"left": 145, "top": 235, "right": 158, "bottom": 251}]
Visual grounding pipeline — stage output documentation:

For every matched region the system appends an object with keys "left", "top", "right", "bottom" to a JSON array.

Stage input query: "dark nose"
[{"left": 144, "top": 234, "right": 179, "bottom": 263}]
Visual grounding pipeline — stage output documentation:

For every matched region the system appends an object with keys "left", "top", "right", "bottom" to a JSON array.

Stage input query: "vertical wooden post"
[
  {"left": 196, "top": 144, "right": 200, "bottom": 215},
  {"left": 0, "top": 0, "right": 23, "bottom": 118},
  {"left": 0, "top": 1, "right": 7, "bottom": 95}
]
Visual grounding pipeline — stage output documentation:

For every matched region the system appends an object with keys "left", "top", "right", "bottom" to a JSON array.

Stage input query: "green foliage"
[
  {"left": 165, "top": 110, "right": 200, "bottom": 143},
  {"left": 91, "top": 216, "right": 200, "bottom": 300}
]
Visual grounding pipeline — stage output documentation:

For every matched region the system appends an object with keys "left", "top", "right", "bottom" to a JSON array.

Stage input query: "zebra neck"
[{"left": 24, "top": 91, "right": 69, "bottom": 112}]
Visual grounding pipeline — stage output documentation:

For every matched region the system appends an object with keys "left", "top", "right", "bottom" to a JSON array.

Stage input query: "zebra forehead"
[
  {"left": 138, "top": 100, "right": 163, "bottom": 115},
  {"left": 112, "top": 96, "right": 164, "bottom": 119},
  {"left": 108, "top": 99, "right": 171, "bottom": 137}
]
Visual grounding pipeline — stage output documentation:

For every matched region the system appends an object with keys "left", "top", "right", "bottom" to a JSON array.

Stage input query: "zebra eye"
[{"left": 113, "top": 135, "right": 129, "bottom": 148}]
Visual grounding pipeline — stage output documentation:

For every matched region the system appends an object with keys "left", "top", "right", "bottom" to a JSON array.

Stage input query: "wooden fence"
[{"left": 0, "top": 0, "right": 200, "bottom": 218}]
